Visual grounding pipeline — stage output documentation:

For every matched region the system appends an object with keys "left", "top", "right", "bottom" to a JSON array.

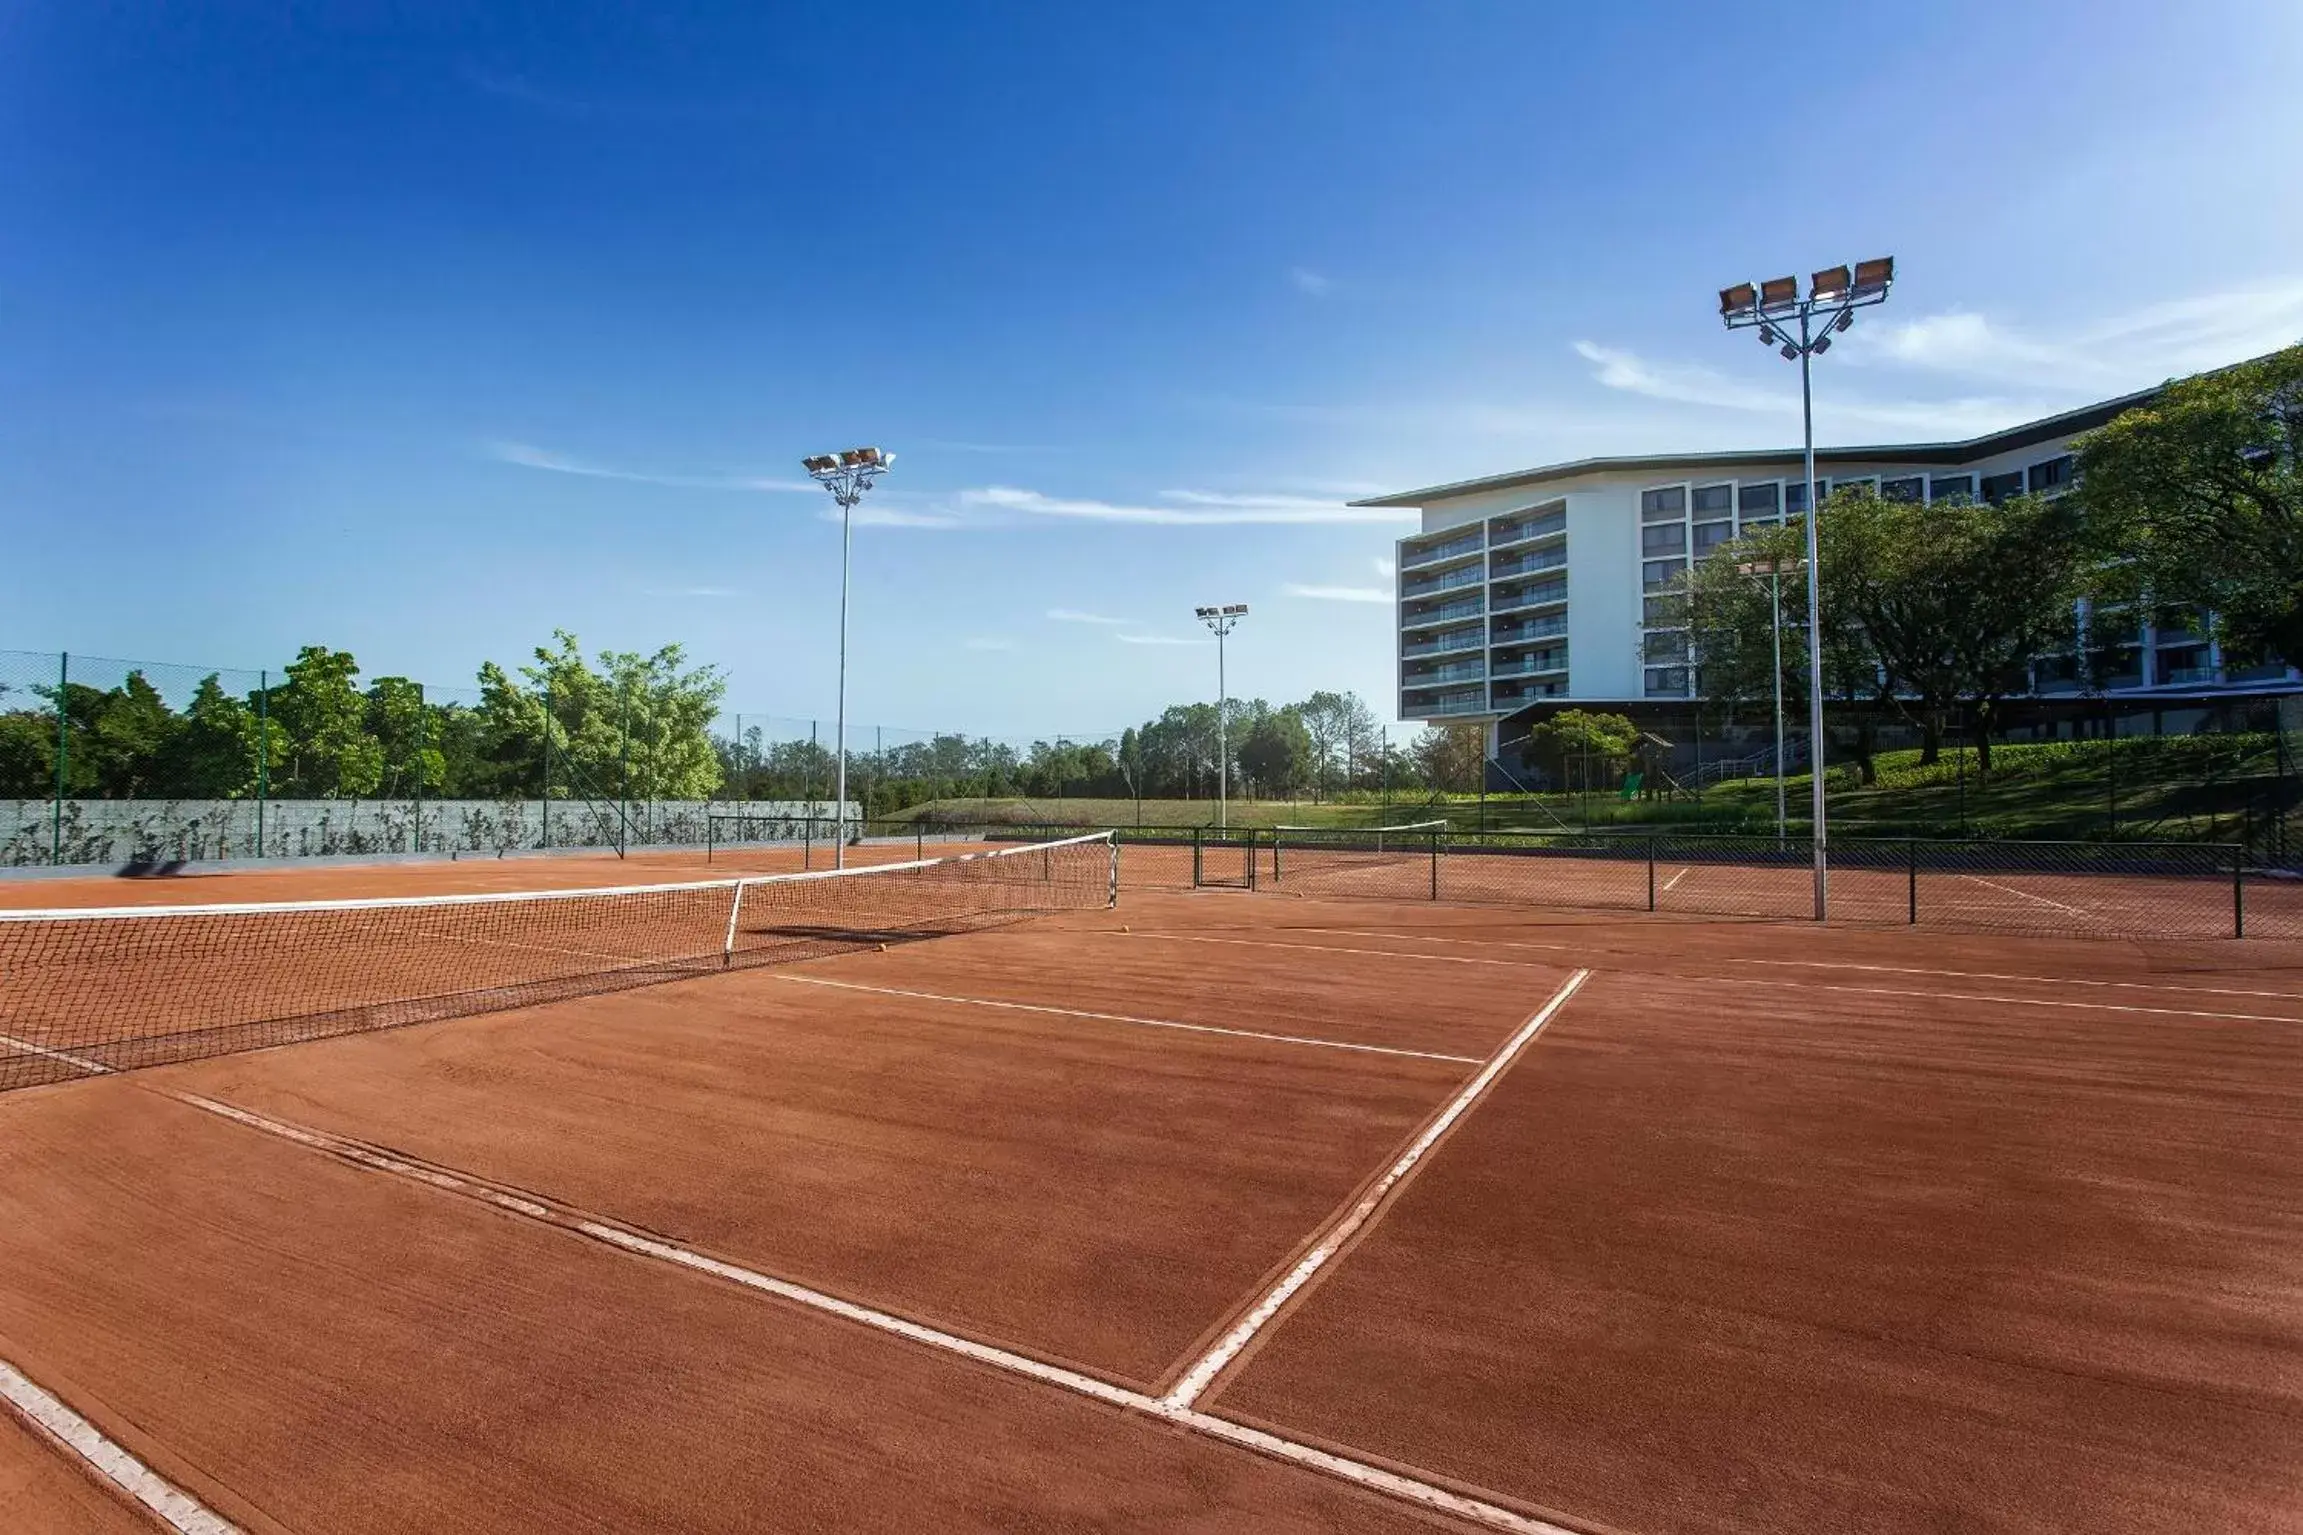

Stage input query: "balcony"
[
  {"left": 1490, "top": 654, "right": 1568, "bottom": 680},
  {"left": 1401, "top": 563, "right": 1486, "bottom": 598},
  {"left": 1490, "top": 616, "right": 1567, "bottom": 644},
  {"left": 1400, "top": 531, "right": 1484, "bottom": 569},
  {"left": 1405, "top": 659, "right": 1487, "bottom": 686},
  {"left": 1402, "top": 628, "right": 1485, "bottom": 658},
  {"left": 1402, "top": 596, "right": 1484, "bottom": 629},
  {"left": 1489, "top": 580, "right": 1568, "bottom": 616},
  {"left": 1404, "top": 692, "right": 1491, "bottom": 718},
  {"left": 2100, "top": 672, "right": 2144, "bottom": 691},
  {"left": 1487, "top": 509, "right": 1567, "bottom": 548},
  {"left": 2227, "top": 662, "right": 2295, "bottom": 683},
  {"left": 1489, "top": 548, "right": 1567, "bottom": 581},
  {"left": 2162, "top": 665, "right": 2220, "bottom": 686}
]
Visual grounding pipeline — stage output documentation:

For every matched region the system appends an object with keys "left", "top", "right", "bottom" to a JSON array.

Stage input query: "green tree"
[
  {"left": 270, "top": 646, "right": 384, "bottom": 797},
  {"left": 366, "top": 677, "right": 443, "bottom": 798},
  {"left": 1525, "top": 709, "right": 1640, "bottom": 792},
  {"left": 172, "top": 676, "right": 272, "bottom": 797},
  {"left": 2075, "top": 344, "right": 2302, "bottom": 667},
  {"left": 1409, "top": 723, "right": 1485, "bottom": 793},
  {"left": 1237, "top": 708, "right": 1313, "bottom": 798}
]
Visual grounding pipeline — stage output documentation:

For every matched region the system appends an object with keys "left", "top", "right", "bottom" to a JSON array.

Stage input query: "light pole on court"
[
  {"left": 802, "top": 446, "right": 895, "bottom": 869},
  {"left": 1194, "top": 604, "right": 1248, "bottom": 829}
]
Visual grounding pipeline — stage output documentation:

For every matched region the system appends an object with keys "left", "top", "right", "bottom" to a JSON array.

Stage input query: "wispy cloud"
[
  {"left": 1372, "top": 556, "right": 1396, "bottom": 579},
  {"left": 642, "top": 585, "right": 744, "bottom": 599},
  {"left": 1571, "top": 342, "right": 1793, "bottom": 414},
  {"left": 1048, "top": 608, "right": 1128, "bottom": 625},
  {"left": 489, "top": 441, "right": 815, "bottom": 493},
  {"left": 1570, "top": 342, "right": 2039, "bottom": 437},
  {"left": 914, "top": 438, "right": 1065, "bottom": 455},
  {"left": 816, "top": 504, "right": 963, "bottom": 529},
  {"left": 1115, "top": 632, "right": 1203, "bottom": 646},
  {"left": 1288, "top": 266, "right": 1335, "bottom": 298},
  {"left": 964, "top": 637, "right": 1015, "bottom": 651},
  {"left": 1284, "top": 583, "right": 1392, "bottom": 604},
  {"left": 963, "top": 485, "right": 1414, "bottom": 526}
]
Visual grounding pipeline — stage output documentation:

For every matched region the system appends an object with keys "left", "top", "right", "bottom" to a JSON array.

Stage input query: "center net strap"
[{"left": 0, "top": 832, "right": 1116, "bottom": 1093}]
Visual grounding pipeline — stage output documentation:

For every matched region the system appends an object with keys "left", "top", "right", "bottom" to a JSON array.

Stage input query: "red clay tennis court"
[{"left": 2, "top": 835, "right": 2299, "bottom": 1533}]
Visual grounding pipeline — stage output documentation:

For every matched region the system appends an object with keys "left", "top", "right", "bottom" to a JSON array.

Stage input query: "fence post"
[
  {"left": 805, "top": 815, "right": 814, "bottom": 871},
  {"left": 413, "top": 681, "right": 426, "bottom": 856},
  {"left": 541, "top": 684, "right": 553, "bottom": 851},
  {"left": 1647, "top": 836, "right": 1657, "bottom": 912},
  {"left": 1429, "top": 828, "right": 1441, "bottom": 901},
  {"left": 1908, "top": 837, "right": 1918, "bottom": 924},
  {"left": 2234, "top": 844, "right": 2245, "bottom": 939},
  {"left": 1193, "top": 826, "right": 1204, "bottom": 887},
  {"left": 255, "top": 671, "right": 268, "bottom": 859},
  {"left": 917, "top": 826, "right": 925, "bottom": 861},
  {"left": 50, "top": 651, "right": 67, "bottom": 865}
]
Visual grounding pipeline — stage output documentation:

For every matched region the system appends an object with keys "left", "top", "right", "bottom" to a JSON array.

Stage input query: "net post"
[
  {"left": 255, "top": 670, "right": 268, "bottom": 859},
  {"left": 1192, "top": 827, "right": 1204, "bottom": 887},
  {"left": 917, "top": 825, "right": 924, "bottom": 861},
  {"left": 723, "top": 878, "right": 748, "bottom": 966},
  {"left": 51, "top": 651, "right": 67, "bottom": 865},
  {"left": 805, "top": 815, "right": 814, "bottom": 871},
  {"left": 2234, "top": 843, "right": 2244, "bottom": 939},
  {"left": 1908, "top": 837, "right": 1918, "bottom": 924},
  {"left": 1108, "top": 836, "right": 1121, "bottom": 908},
  {"left": 706, "top": 813, "right": 716, "bottom": 865}
]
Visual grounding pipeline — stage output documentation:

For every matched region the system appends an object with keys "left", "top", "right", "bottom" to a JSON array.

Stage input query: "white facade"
[{"left": 1368, "top": 387, "right": 2298, "bottom": 730}]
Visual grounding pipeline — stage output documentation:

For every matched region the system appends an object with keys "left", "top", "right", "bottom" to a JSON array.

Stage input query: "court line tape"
[
  {"left": 771, "top": 974, "right": 1480, "bottom": 1064},
  {"left": 1959, "top": 874, "right": 2092, "bottom": 916},
  {"left": 173, "top": 1092, "right": 1582, "bottom": 1535},
  {"left": 1661, "top": 868, "right": 1691, "bottom": 892},
  {"left": 0, "top": 1360, "right": 242, "bottom": 1534},
  {"left": 1162, "top": 969, "right": 1592, "bottom": 1411}
]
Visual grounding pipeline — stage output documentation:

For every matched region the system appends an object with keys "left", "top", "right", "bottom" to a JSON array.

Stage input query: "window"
[
  {"left": 1694, "top": 520, "right": 1735, "bottom": 554},
  {"left": 2027, "top": 455, "right": 2074, "bottom": 494},
  {"left": 1643, "top": 630, "right": 1685, "bottom": 662},
  {"left": 1783, "top": 479, "right": 1828, "bottom": 515},
  {"left": 1930, "top": 474, "right": 1974, "bottom": 502},
  {"left": 1692, "top": 484, "right": 1733, "bottom": 516},
  {"left": 1641, "top": 523, "right": 1686, "bottom": 555},
  {"left": 1642, "top": 557, "right": 1686, "bottom": 590},
  {"left": 1840, "top": 476, "right": 1879, "bottom": 496},
  {"left": 1738, "top": 482, "right": 1779, "bottom": 516},
  {"left": 1980, "top": 471, "right": 2024, "bottom": 505},
  {"left": 1640, "top": 486, "right": 1687, "bottom": 521},
  {"left": 1882, "top": 475, "right": 1923, "bottom": 503},
  {"left": 1644, "top": 667, "right": 1689, "bottom": 696},
  {"left": 1643, "top": 596, "right": 1677, "bottom": 625}
]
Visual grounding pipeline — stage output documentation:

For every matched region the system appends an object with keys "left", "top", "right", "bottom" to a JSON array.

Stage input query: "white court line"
[
  {"left": 1661, "top": 868, "right": 1691, "bottom": 892},
  {"left": 0, "top": 1360, "right": 241, "bottom": 1534},
  {"left": 0, "top": 1032, "right": 112, "bottom": 1076},
  {"left": 772, "top": 975, "right": 1479, "bottom": 1064},
  {"left": 1725, "top": 957, "right": 2303, "bottom": 1004},
  {"left": 175, "top": 1092, "right": 1578, "bottom": 1535},
  {"left": 1162, "top": 970, "right": 1591, "bottom": 1411},
  {"left": 1959, "top": 874, "right": 2092, "bottom": 916},
  {"left": 1113, "top": 932, "right": 1560, "bottom": 970},
  {"left": 1706, "top": 974, "right": 2300, "bottom": 1026}
]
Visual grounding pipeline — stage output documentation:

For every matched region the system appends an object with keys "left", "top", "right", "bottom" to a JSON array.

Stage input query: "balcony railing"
[
  {"left": 1487, "top": 511, "right": 1567, "bottom": 548},
  {"left": 1490, "top": 655, "right": 1568, "bottom": 680},
  {"left": 2162, "top": 665, "right": 2220, "bottom": 686},
  {"left": 2227, "top": 662, "right": 2294, "bottom": 683},
  {"left": 1402, "top": 628, "right": 1485, "bottom": 658},
  {"left": 1489, "top": 616, "right": 1567, "bottom": 644},
  {"left": 1401, "top": 563, "right": 1486, "bottom": 598},
  {"left": 2100, "top": 672, "right": 2144, "bottom": 691},
  {"left": 1400, "top": 532, "right": 1484, "bottom": 569},
  {"left": 1406, "top": 660, "right": 1487, "bottom": 685},
  {"left": 1402, "top": 596, "right": 1484, "bottom": 628},
  {"left": 1490, "top": 582, "right": 1567, "bottom": 616},
  {"left": 1404, "top": 693, "right": 1490, "bottom": 717},
  {"left": 1489, "top": 549, "right": 1567, "bottom": 580}
]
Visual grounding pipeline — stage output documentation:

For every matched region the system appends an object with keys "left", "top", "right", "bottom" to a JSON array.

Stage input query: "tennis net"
[
  {"left": 1267, "top": 820, "right": 1447, "bottom": 894},
  {"left": 0, "top": 831, "right": 1117, "bottom": 1093}
]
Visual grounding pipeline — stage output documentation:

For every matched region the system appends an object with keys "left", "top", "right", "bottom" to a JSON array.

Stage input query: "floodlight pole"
[
  {"left": 1196, "top": 605, "right": 1247, "bottom": 828},
  {"left": 804, "top": 448, "right": 894, "bottom": 869},
  {"left": 1717, "top": 260, "right": 1894, "bottom": 919}
]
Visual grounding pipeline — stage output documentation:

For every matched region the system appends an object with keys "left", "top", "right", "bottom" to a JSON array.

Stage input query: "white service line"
[
  {"left": 175, "top": 1092, "right": 1577, "bottom": 1535},
  {"left": 1708, "top": 974, "right": 2298, "bottom": 1025},
  {"left": 772, "top": 974, "right": 1479, "bottom": 1063},
  {"left": 1280, "top": 928, "right": 1577, "bottom": 955},
  {"left": 0, "top": 1032, "right": 112, "bottom": 1076},
  {"left": 1661, "top": 867, "right": 1691, "bottom": 892},
  {"left": 1114, "top": 932, "right": 1561, "bottom": 971},
  {"left": 1958, "top": 874, "right": 2092, "bottom": 916},
  {"left": 0, "top": 1360, "right": 241, "bottom": 1535},
  {"left": 1161, "top": 969, "right": 1591, "bottom": 1411},
  {"left": 1723, "top": 957, "right": 2303, "bottom": 1004}
]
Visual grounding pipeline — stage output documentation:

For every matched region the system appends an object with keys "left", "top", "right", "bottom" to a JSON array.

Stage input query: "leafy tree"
[
  {"left": 1296, "top": 690, "right": 1379, "bottom": 799},
  {"left": 2075, "top": 344, "right": 2302, "bottom": 667},
  {"left": 270, "top": 646, "right": 384, "bottom": 797},
  {"left": 1409, "top": 723, "right": 1485, "bottom": 793},
  {"left": 1237, "top": 708, "right": 1312, "bottom": 798},
  {"left": 174, "top": 676, "right": 272, "bottom": 797},
  {"left": 1525, "top": 709, "right": 1640, "bottom": 792},
  {"left": 366, "top": 677, "right": 442, "bottom": 798}
]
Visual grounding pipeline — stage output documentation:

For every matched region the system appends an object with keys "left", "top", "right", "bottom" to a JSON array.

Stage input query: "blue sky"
[{"left": 3, "top": 1, "right": 2300, "bottom": 739}]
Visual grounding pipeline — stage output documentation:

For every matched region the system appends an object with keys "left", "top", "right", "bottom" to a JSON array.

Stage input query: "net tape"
[{"left": 0, "top": 832, "right": 1117, "bottom": 1093}]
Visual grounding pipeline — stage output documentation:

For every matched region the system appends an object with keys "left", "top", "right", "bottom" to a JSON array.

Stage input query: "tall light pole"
[
  {"left": 802, "top": 445, "right": 894, "bottom": 869},
  {"left": 1735, "top": 556, "right": 1807, "bottom": 844},
  {"left": 1718, "top": 259, "right": 1894, "bottom": 918},
  {"left": 1195, "top": 604, "right": 1248, "bottom": 828}
]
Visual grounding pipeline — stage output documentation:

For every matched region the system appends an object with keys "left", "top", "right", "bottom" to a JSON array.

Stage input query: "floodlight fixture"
[
  {"left": 1711, "top": 255, "right": 1898, "bottom": 916},
  {"left": 801, "top": 443, "right": 897, "bottom": 868}
]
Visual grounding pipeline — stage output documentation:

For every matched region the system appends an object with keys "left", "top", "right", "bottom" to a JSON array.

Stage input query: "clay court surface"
[{"left": 3, "top": 853, "right": 2301, "bottom": 1532}]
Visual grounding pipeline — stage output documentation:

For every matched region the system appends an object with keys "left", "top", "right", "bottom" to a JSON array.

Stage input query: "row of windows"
[{"left": 1636, "top": 455, "right": 2072, "bottom": 526}]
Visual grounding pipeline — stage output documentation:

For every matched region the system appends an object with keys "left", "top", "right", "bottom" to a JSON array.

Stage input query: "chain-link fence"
[{"left": 1228, "top": 825, "right": 2287, "bottom": 942}]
